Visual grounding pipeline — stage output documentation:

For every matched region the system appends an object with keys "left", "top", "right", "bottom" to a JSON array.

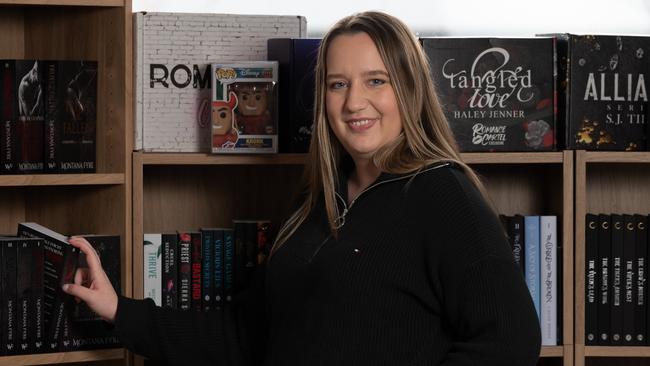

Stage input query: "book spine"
[
  {"left": 540, "top": 216, "right": 557, "bottom": 346},
  {"left": 234, "top": 222, "right": 246, "bottom": 292},
  {"left": 200, "top": 229, "right": 213, "bottom": 311},
  {"left": 44, "top": 61, "right": 58, "bottom": 173},
  {"left": 2, "top": 240, "right": 17, "bottom": 355},
  {"left": 177, "top": 232, "right": 191, "bottom": 311},
  {"left": 30, "top": 239, "right": 44, "bottom": 353},
  {"left": 611, "top": 214, "right": 624, "bottom": 345},
  {"left": 524, "top": 215, "right": 541, "bottom": 319},
  {"left": 245, "top": 222, "right": 258, "bottom": 283},
  {"left": 191, "top": 232, "right": 202, "bottom": 312},
  {"left": 1, "top": 61, "right": 16, "bottom": 173},
  {"left": 510, "top": 215, "right": 525, "bottom": 272},
  {"left": 161, "top": 233, "right": 178, "bottom": 309},
  {"left": 213, "top": 229, "right": 224, "bottom": 309},
  {"left": 597, "top": 214, "right": 612, "bottom": 345},
  {"left": 16, "top": 60, "right": 44, "bottom": 174},
  {"left": 635, "top": 214, "right": 647, "bottom": 345},
  {"left": 143, "top": 233, "right": 162, "bottom": 306},
  {"left": 622, "top": 215, "right": 636, "bottom": 345},
  {"left": 223, "top": 229, "right": 234, "bottom": 303},
  {"left": 45, "top": 244, "right": 79, "bottom": 352},
  {"left": 16, "top": 239, "right": 31, "bottom": 353},
  {"left": 585, "top": 214, "right": 599, "bottom": 345}
]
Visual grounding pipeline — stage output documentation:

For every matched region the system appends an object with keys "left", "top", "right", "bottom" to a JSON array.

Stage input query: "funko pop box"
[{"left": 211, "top": 61, "right": 279, "bottom": 153}]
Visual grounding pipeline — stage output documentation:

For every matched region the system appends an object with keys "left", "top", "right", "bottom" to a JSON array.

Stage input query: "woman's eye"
[
  {"left": 329, "top": 81, "right": 346, "bottom": 89},
  {"left": 369, "top": 78, "right": 386, "bottom": 86}
]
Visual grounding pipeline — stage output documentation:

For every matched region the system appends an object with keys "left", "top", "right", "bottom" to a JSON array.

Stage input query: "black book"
[
  {"left": 199, "top": 229, "right": 213, "bottom": 312},
  {"left": 635, "top": 215, "right": 648, "bottom": 345},
  {"left": 597, "top": 214, "right": 611, "bottom": 345},
  {"left": 46, "top": 61, "right": 98, "bottom": 173},
  {"left": 610, "top": 214, "right": 624, "bottom": 345},
  {"left": 213, "top": 229, "right": 225, "bottom": 309},
  {"left": 1, "top": 61, "right": 18, "bottom": 174},
  {"left": 161, "top": 233, "right": 178, "bottom": 309},
  {"left": 267, "top": 38, "right": 321, "bottom": 153},
  {"left": 245, "top": 222, "right": 259, "bottom": 283},
  {"left": 30, "top": 238, "right": 45, "bottom": 354},
  {"left": 190, "top": 232, "right": 202, "bottom": 312},
  {"left": 233, "top": 222, "right": 247, "bottom": 293},
  {"left": 509, "top": 215, "right": 525, "bottom": 272},
  {"left": 622, "top": 215, "right": 636, "bottom": 345},
  {"left": 16, "top": 238, "right": 36, "bottom": 354},
  {"left": 553, "top": 34, "right": 650, "bottom": 151},
  {"left": 17, "top": 222, "right": 79, "bottom": 353},
  {"left": 1, "top": 238, "right": 18, "bottom": 355},
  {"left": 177, "top": 232, "right": 192, "bottom": 311},
  {"left": 64, "top": 234, "right": 121, "bottom": 351},
  {"left": 585, "top": 214, "right": 599, "bottom": 345},
  {"left": 223, "top": 229, "right": 234, "bottom": 303}
]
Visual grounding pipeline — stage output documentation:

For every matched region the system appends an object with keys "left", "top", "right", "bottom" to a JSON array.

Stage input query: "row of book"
[
  {"left": 1, "top": 222, "right": 120, "bottom": 355},
  {"left": 499, "top": 214, "right": 560, "bottom": 346},
  {"left": 1, "top": 60, "right": 97, "bottom": 174},
  {"left": 143, "top": 220, "right": 271, "bottom": 311},
  {"left": 585, "top": 213, "right": 650, "bottom": 345}
]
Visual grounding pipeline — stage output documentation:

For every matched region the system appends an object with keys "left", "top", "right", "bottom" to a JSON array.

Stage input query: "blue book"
[{"left": 524, "top": 215, "right": 541, "bottom": 319}]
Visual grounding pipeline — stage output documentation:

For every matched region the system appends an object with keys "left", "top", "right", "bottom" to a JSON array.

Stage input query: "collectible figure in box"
[{"left": 211, "top": 62, "right": 279, "bottom": 153}]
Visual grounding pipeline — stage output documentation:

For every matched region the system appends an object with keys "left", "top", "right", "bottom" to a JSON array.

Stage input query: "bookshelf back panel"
[
  {"left": 0, "top": 5, "right": 126, "bottom": 174},
  {"left": 586, "top": 164, "right": 650, "bottom": 214},
  {"left": 473, "top": 164, "right": 564, "bottom": 216},
  {"left": 142, "top": 165, "right": 304, "bottom": 234}
]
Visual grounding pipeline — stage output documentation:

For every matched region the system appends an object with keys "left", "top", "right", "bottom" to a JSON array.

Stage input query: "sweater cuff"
[{"left": 113, "top": 295, "right": 152, "bottom": 341}]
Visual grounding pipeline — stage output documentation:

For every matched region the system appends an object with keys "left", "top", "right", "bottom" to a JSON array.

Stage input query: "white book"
[
  {"left": 143, "top": 233, "right": 162, "bottom": 306},
  {"left": 540, "top": 216, "right": 557, "bottom": 346}
]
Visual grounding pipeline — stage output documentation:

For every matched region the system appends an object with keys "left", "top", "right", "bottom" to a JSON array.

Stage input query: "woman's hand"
[{"left": 62, "top": 236, "right": 118, "bottom": 323}]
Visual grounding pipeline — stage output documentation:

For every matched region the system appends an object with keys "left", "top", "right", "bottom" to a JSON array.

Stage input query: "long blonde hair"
[{"left": 271, "top": 11, "right": 494, "bottom": 256}]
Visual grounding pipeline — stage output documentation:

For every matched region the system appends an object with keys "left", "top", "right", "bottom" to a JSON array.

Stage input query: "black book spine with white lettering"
[
  {"left": 622, "top": 215, "right": 636, "bottom": 345},
  {"left": 161, "top": 233, "right": 178, "bottom": 309},
  {"left": 199, "top": 229, "right": 213, "bottom": 312},
  {"left": 14, "top": 60, "right": 45, "bottom": 174},
  {"left": 190, "top": 232, "right": 202, "bottom": 312},
  {"left": 214, "top": 229, "right": 225, "bottom": 309},
  {"left": 610, "top": 214, "right": 624, "bottom": 345},
  {"left": 597, "top": 214, "right": 611, "bottom": 345},
  {"left": 44, "top": 61, "right": 58, "bottom": 173},
  {"left": 509, "top": 215, "right": 525, "bottom": 272},
  {"left": 223, "top": 229, "right": 234, "bottom": 303},
  {"left": 16, "top": 239, "right": 32, "bottom": 353},
  {"left": 30, "top": 238, "right": 44, "bottom": 353},
  {"left": 585, "top": 214, "right": 599, "bottom": 345},
  {"left": 177, "top": 232, "right": 191, "bottom": 311},
  {"left": 17, "top": 222, "right": 79, "bottom": 352},
  {"left": 1, "top": 238, "right": 18, "bottom": 355},
  {"left": 1, "top": 61, "right": 17, "bottom": 173},
  {"left": 635, "top": 214, "right": 648, "bottom": 345}
]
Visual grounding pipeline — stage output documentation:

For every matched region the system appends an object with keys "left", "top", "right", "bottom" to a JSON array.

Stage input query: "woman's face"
[{"left": 325, "top": 32, "right": 402, "bottom": 162}]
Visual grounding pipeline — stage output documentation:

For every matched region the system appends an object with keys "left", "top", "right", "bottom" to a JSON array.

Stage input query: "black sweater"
[{"left": 115, "top": 162, "right": 541, "bottom": 366}]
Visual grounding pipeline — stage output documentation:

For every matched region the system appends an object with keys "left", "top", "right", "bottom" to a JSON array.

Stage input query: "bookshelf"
[
  {"left": 575, "top": 150, "right": 650, "bottom": 366},
  {"left": 131, "top": 150, "right": 573, "bottom": 366},
  {"left": 0, "top": 0, "right": 132, "bottom": 365}
]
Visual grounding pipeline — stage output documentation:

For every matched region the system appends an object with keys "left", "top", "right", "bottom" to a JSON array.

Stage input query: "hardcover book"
[
  {"left": 622, "top": 215, "right": 636, "bottom": 345},
  {"left": 553, "top": 34, "right": 650, "bottom": 150},
  {"left": 421, "top": 38, "right": 556, "bottom": 151},
  {"left": 524, "top": 215, "right": 541, "bottom": 319},
  {"left": 267, "top": 38, "right": 321, "bottom": 153},
  {"left": 211, "top": 62, "right": 279, "bottom": 153},
  {"left": 611, "top": 214, "right": 624, "bottom": 345},
  {"left": 597, "top": 214, "right": 612, "bottom": 345},
  {"left": 540, "top": 216, "right": 557, "bottom": 346},
  {"left": 585, "top": 214, "right": 599, "bottom": 345},
  {"left": 635, "top": 214, "right": 647, "bottom": 345}
]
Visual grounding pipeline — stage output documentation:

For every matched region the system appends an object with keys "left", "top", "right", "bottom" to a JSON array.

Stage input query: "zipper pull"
[{"left": 334, "top": 207, "right": 348, "bottom": 229}]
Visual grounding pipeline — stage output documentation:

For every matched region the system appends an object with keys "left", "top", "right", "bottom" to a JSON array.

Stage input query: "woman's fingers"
[
  {"left": 68, "top": 236, "right": 104, "bottom": 276},
  {"left": 74, "top": 267, "right": 89, "bottom": 286},
  {"left": 62, "top": 282, "right": 94, "bottom": 303}
]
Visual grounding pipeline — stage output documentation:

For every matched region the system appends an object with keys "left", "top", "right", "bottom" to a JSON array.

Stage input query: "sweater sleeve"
[
  {"left": 113, "top": 266, "right": 268, "bottom": 366},
  {"left": 420, "top": 167, "right": 541, "bottom": 366}
]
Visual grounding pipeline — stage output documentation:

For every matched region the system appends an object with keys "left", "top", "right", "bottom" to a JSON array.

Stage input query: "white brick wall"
[{"left": 134, "top": 12, "right": 307, "bottom": 152}]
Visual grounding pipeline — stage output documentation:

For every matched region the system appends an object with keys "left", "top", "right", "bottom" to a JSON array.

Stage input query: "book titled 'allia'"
[
  {"left": 421, "top": 37, "right": 556, "bottom": 152},
  {"left": 554, "top": 34, "right": 650, "bottom": 150}
]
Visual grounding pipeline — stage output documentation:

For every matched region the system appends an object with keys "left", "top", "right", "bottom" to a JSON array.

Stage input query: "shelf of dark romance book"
[
  {"left": 583, "top": 346, "right": 650, "bottom": 357},
  {"left": 0, "top": 348, "right": 125, "bottom": 366},
  {"left": 460, "top": 152, "right": 564, "bottom": 164},
  {"left": 0, "top": 0, "right": 123, "bottom": 6},
  {"left": 539, "top": 346, "right": 564, "bottom": 357},
  {"left": 581, "top": 151, "right": 650, "bottom": 164},
  {"left": 0, "top": 173, "right": 124, "bottom": 186}
]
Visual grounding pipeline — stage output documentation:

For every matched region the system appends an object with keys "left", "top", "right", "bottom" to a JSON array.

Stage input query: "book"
[
  {"left": 30, "top": 237, "right": 45, "bottom": 353},
  {"left": 585, "top": 214, "right": 599, "bottom": 345},
  {"left": 17, "top": 222, "right": 79, "bottom": 352},
  {"left": 1, "top": 238, "right": 18, "bottom": 355},
  {"left": 143, "top": 233, "right": 162, "bottom": 306},
  {"left": 13, "top": 60, "right": 45, "bottom": 174},
  {"left": 177, "top": 232, "right": 192, "bottom": 311},
  {"left": 223, "top": 229, "right": 234, "bottom": 303},
  {"left": 540, "top": 216, "right": 557, "bottom": 346},
  {"left": 191, "top": 232, "right": 202, "bottom": 312},
  {"left": 524, "top": 215, "right": 541, "bottom": 319},
  {"left": 509, "top": 215, "right": 525, "bottom": 272},
  {"left": 622, "top": 215, "right": 636, "bottom": 345},
  {"left": 267, "top": 38, "right": 321, "bottom": 153},
  {"left": 199, "top": 229, "right": 213, "bottom": 311},
  {"left": 1, "top": 61, "right": 17, "bottom": 173},
  {"left": 610, "top": 214, "right": 624, "bottom": 345},
  {"left": 635, "top": 214, "right": 647, "bottom": 345},
  {"left": 420, "top": 37, "right": 556, "bottom": 151},
  {"left": 597, "top": 214, "right": 612, "bottom": 345},
  {"left": 161, "top": 233, "right": 178, "bottom": 309},
  {"left": 214, "top": 229, "right": 225, "bottom": 309},
  {"left": 554, "top": 34, "right": 650, "bottom": 150}
]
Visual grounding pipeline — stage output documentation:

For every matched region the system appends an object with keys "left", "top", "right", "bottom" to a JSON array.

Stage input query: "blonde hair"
[{"left": 271, "top": 11, "right": 494, "bottom": 256}]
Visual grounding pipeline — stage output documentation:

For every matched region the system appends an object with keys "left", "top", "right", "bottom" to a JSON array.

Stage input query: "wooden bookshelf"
[
  {"left": 575, "top": 150, "right": 650, "bottom": 366},
  {"left": 0, "top": 0, "right": 132, "bottom": 364}
]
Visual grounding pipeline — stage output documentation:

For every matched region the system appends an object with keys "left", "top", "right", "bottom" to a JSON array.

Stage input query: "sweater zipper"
[{"left": 307, "top": 162, "right": 451, "bottom": 263}]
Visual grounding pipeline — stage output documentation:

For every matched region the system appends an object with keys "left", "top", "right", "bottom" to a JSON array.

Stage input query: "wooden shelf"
[
  {"left": 584, "top": 346, "right": 650, "bottom": 357},
  {"left": 461, "top": 151, "right": 564, "bottom": 164},
  {"left": 141, "top": 152, "right": 308, "bottom": 166},
  {"left": 583, "top": 151, "right": 650, "bottom": 163},
  {"left": 0, "top": 349, "right": 125, "bottom": 366},
  {"left": 0, "top": 0, "right": 123, "bottom": 6},
  {"left": 540, "top": 346, "right": 565, "bottom": 357},
  {"left": 0, "top": 173, "right": 124, "bottom": 186}
]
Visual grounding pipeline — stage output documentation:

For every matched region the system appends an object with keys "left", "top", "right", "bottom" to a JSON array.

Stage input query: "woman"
[{"left": 64, "top": 11, "right": 541, "bottom": 366}]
